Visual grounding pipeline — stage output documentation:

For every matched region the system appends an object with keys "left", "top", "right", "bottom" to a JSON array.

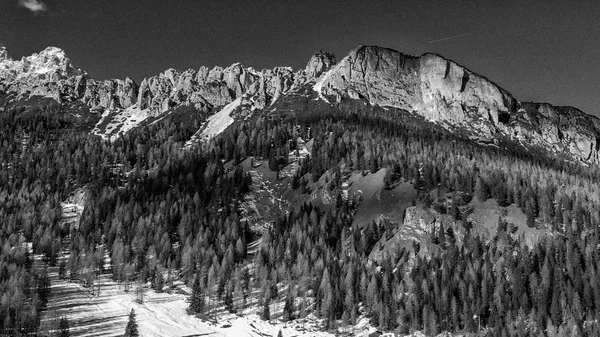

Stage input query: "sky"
[{"left": 1, "top": 0, "right": 599, "bottom": 115}]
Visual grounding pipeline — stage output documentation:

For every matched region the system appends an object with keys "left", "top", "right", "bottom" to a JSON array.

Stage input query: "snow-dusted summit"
[{"left": 0, "top": 46, "right": 85, "bottom": 84}]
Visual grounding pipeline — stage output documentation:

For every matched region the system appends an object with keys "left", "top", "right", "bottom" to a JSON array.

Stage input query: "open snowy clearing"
[{"left": 40, "top": 263, "right": 340, "bottom": 337}]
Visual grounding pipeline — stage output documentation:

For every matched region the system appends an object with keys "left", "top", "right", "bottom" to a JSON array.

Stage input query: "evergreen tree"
[
  {"left": 124, "top": 309, "right": 139, "bottom": 337},
  {"left": 262, "top": 297, "right": 271, "bottom": 321},
  {"left": 153, "top": 269, "right": 165, "bottom": 293},
  {"left": 188, "top": 276, "right": 205, "bottom": 313},
  {"left": 58, "top": 260, "right": 67, "bottom": 279},
  {"left": 58, "top": 316, "right": 70, "bottom": 337},
  {"left": 474, "top": 177, "right": 488, "bottom": 202}
]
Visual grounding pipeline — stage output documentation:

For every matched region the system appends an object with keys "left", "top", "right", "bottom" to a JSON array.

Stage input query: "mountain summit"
[
  {"left": 0, "top": 46, "right": 85, "bottom": 83},
  {"left": 1, "top": 43, "right": 600, "bottom": 165},
  {"left": 0, "top": 44, "right": 9, "bottom": 62}
]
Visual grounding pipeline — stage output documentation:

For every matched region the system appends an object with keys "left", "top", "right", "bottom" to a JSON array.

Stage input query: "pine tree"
[
  {"left": 58, "top": 316, "right": 70, "bottom": 337},
  {"left": 474, "top": 177, "right": 488, "bottom": 202},
  {"left": 58, "top": 260, "right": 67, "bottom": 279},
  {"left": 262, "top": 297, "right": 271, "bottom": 321},
  {"left": 153, "top": 268, "right": 165, "bottom": 293},
  {"left": 124, "top": 309, "right": 139, "bottom": 337},
  {"left": 135, "top": 283, "right": 144, "bottom": 304},
  {"left": 283, "top": 292, "right": 295, "bottom": 321},
  {"left": 188, "top": 276, "right": 205, "bottom": 313}
]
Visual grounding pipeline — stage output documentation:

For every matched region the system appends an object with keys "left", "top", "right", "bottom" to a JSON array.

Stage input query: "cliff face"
[
  {"left": 319, "top": 46, "right": 515, "bottom": 134},
  {"left": 320, "top": 46, "right": 422, "bottom": 110},
  {"left": 318, "top": 45, "right": 600, "bottom": 164},
  {"left": 418, "top": 53, "right": 516, "bottom": 133}
]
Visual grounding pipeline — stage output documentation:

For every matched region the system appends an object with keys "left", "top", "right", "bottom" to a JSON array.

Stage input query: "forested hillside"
[{"left": 2, "top": 95, "right": 600, "bottom": 336}]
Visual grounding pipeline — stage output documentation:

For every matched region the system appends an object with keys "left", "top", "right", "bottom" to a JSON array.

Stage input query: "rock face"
[
  {"left": 305, "top": 51, "right": 336, "bottom": 79},
  {"left": 318, "top": 45, "right": 600, "bottom": 164},
  {"left": 505, "top": 103, "right": 600, "bottom": 163},
  {"left": 319, "top": 46, "right": 516, "bottom": 135}
]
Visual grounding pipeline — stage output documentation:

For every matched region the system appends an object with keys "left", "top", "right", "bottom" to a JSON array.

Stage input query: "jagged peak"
[
  {"left": 25, "top": 46, "right": 71, "bottom": 66},
  {"left": 39, "top": 46, "right": 67, "bottom": 56},
  {"left": 0, "top": 44, "right": 9, "bottom": 61},
  {"left": 348, "top": 45, "right": 416, "bottom": 59},
  {"left": 335, "top": 45, "right": 420, "bottom": 75},
  {"left": 305, "top": 50, "right": 336, "bottom": 79},
  {"left": 0, "top": 44, "right": 87, "bottom": 80}
]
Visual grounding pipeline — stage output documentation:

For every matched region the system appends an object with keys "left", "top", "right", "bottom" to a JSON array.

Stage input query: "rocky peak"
[
  {"left": 0, "top": 44, "right": 86, "bottom": 85},
  {"left": 0, "top": 44, "right": 9, "bottom": 62},
  {"left": 305, "top": 50, "right": 336, "bottom": 79},
  {"left": 22, "top": 46, "right": 86, "bottom": 79}
]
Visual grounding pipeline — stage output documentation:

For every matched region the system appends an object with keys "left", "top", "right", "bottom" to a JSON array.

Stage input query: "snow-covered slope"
[
  {"left": 201, "top": 97, "right": 243, "bottom": 139},
  {"left": 40, "top": 257, "right": 336, "bottom": 337},
  {"left": 91, "top": 105, "right": 152, "bottom": 140}
]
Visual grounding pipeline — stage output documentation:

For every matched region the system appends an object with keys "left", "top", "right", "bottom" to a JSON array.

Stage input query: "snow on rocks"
[
  {"left": 201, "top": 97, "right": 242, "bottom": 139},
  {"left": 185, "top": 97, "right": 243, "bottom": 148},
  {"left": 312, "top": 70, "right": 332, "bottom": 104},
  {"left": 92, "top": 105, "right": 151, "bottom": 140}
]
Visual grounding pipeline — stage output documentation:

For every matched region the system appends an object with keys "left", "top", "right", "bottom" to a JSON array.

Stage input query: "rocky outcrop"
[
  {"left": 369, "top": 205, "right": 465, "bottom": 263},
  {"left": 505, "top": 103, "right": 600, "bottom": 163},
  {"left": 0, "top": 44, "right": 9, "bottom": 62},
  {"left": 305, "top": 51, "right": 336, "bottom": 79}
]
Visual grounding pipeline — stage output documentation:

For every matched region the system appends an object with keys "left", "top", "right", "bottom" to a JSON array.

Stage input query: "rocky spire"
[
  {"left": 0, "top": 44, "right": 9, "bottom": 62},
  {"left": 305, "top": 51, "right": 336, "bottom": 79}
]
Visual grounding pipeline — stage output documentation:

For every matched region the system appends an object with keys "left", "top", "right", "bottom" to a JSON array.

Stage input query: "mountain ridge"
[{"left": 2, "top": 43, "right": 600, "bottom": 165}]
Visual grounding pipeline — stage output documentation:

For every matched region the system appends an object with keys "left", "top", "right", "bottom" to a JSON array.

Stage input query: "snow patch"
[
  {"left": 202, "top": 97, "right": 242, "bottom": 139},
  {"left": 185, "top": 97, "right": 243, "bottom": 148},
  {"left": 312, "top": 71, "right": 331, "bottom": 103},
  {"left": 92, "top": 105, "right": 151, "bottom": 141}
]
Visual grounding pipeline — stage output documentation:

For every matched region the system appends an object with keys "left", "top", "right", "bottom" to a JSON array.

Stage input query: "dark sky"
[{"left": 1, "top": 0, "right": 599, "bottom": 115}]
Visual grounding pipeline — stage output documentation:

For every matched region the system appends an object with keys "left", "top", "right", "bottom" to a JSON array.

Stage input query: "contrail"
[{"left": 428, "top": 33, "right": 472, "bottom": 44}]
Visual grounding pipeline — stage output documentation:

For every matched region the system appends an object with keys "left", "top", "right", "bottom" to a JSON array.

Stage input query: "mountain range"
[
  {"left": 3, "top": 42, "right": 600, "bottom": 336},
  {"left": 2, "top": 43, "right": 600, "bottom": 165}
]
